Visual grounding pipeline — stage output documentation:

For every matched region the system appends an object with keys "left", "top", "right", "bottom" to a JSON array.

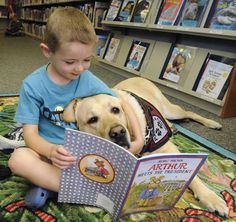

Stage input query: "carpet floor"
[{"left": 0, "top": 95, "right": 236, "bottom": 222}]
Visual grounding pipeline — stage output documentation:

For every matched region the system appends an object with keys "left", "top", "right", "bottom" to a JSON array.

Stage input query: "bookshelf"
[
  {"left": 18, "top": 0, "right": 236, "bottom": 117},
  {"left": 97, "top": 0, "right": 236, "bottom": 118},
  {"left": 20, "top": 0, "right": 109, "bottom": 39}
]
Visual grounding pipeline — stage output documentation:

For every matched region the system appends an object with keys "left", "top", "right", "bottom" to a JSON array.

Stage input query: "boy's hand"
[
  {"left": 49, "top": 145, "right": 76, "bottom": 169},
  {"left": 128, "top": 139, "right": 144, "bottom": 155}
]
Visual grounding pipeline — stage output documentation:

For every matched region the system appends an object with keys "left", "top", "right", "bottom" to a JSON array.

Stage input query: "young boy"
[{"left": 8, "top": 8, "right": 143, "bottom": 208}]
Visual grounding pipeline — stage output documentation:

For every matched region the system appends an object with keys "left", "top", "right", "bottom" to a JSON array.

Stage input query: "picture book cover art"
[
  {"left": 156, "top": 0, "right": 187, "bottom": 26},
  {"left": 124, "top": 40, "right": 150, "bottom": 71},
  {"left": 206, "top": 0, "right": 236, "bottom": 30},
  {"left": 58, "top": 129, "right": 208, "bottom": 220},
  {"left": 105, "top": 0, "right": 123, "bottom": 21},
  {"left": 115, "top": 0, "right": 137, "bottom": 22},
  {"left": 131, "top": 0, "right": 153, "bottom": 23},
  {"left": 178, "top": 0, "right": 210, "bottom": 27},
  {"left": 193, "top": 54, "right": 235, "bottom": 100},
  {"left": 161, "top": 45, "right": 197, "bottom": 83},
  {"left": 104, "top": 37, "right": 121, "bottom": 62}
]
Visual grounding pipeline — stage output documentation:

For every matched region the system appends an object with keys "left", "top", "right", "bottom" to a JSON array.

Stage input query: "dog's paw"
[
  {"left": 196, "top": 188, "right": 229, "bottom": 216},
  {"left": 204, "top": 119, "right": 222, "bottom": 130}
]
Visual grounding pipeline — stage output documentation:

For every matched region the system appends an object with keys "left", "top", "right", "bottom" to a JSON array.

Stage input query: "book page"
[
  {"left": 162, "top": 45, "right": 197, "bottom": 84},
  {"left": 121, "top": 153, "right": 207, "bottom": 217},
  {"left": 178, "top": 0, "right": 209, "bottom": 27},
  {"left": 58, "top": 129, "right": 137, "bottom": 220},
  {"left": 209, "top": 0, "right": 236, "bottom": 30},
  {"left": 105, "top": 0, "right": 123, "bottom": 21},
  {"left": 104, "top": 37, "right": 121, "bottom": 62},
  {"left": 125, "top": 40, "right": 150, "bottom": 71},
  {"left": 131, "top": 0, "right": 153, "bottom": 23},
  {"left": 157, "top": 0, "right": 185, "bottom": 25},
  {"left": 196, "top": 59, "right": 233, "bottom": 99}
]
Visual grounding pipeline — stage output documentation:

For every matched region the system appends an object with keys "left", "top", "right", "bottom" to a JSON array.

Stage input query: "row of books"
[
  {"left": 105, "top": 0, "right": 236, "bottom": 30},
  {"left": 103, "top": 36, "right": 235, "bottom": 101}
]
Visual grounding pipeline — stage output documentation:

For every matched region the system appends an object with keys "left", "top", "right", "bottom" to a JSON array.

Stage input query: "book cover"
[
  {"left": 193, "top": 54, "right": 235, "bottom": 100},
  {"left": 115, "top": 0, "right": 137, "bottom": 22},
  {"left": 93, "top": 1, "right": 109, "bottom": 28},
  {"left": 58, "top": 129, "right": 207, "bottom": 220},
  {"left": 124, "top": 40, "right": 150, "bottom": 71},
  {"left": 178, "top": 0, "right": 209, "bottom": 27},
  {"left": 104, "top": 37, "right": 121, "bottom": 62},
  {"left": 156, "top": 0, "right": 186, "bottom": 25},
  {"left": 131, "top": 0, "right": 153, "bottom": 23},
  {"left": 206, "top": 0, "right": 236, "bottom": 30},
  {"left": 161, "top": 45, "right": 197, "bottom": 83},
  {"left": 105, "top": 0, "right": 123, "bottom": 21}
]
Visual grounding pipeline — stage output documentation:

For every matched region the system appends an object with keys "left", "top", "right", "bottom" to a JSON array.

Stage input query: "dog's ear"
[{"left": 63, "top": 99, "right": 80, "bottom": 123}]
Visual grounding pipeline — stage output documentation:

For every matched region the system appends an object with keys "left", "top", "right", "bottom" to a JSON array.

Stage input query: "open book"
[{"left": 58, "top": 129, "right": 207, "bottom": 220}]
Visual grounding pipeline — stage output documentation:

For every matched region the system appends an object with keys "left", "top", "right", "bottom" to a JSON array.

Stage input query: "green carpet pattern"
[{"left": 0, "top": 95, "right": 236, "bottom": 222}]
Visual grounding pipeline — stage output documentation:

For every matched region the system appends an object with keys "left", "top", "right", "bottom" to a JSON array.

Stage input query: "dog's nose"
[
  {"left": 109, "top": 125, "right": 129, "bottom": 148},
  {"left": 109, "top": 125, "right": 126, "bottom": 139}
]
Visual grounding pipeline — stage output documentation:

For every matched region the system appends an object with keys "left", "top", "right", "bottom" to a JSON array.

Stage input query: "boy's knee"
[{"left": 8, "top": 148, "right": 28, "bottom": 174}]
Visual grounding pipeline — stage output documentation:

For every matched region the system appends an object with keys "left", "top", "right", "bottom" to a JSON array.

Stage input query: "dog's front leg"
[
  {"left": 156, "top": 141, "right": 229, "bottom": 216},
  {"left": 189, "top": 176, "right": 228, "bottom": 216}
]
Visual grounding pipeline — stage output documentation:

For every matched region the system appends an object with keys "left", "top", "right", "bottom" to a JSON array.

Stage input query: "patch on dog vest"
[{"left": 127, "top": 92, "right": 172, "bottom": 154}]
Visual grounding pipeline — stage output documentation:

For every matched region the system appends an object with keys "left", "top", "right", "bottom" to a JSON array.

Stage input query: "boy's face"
[{"left": 42, "top": 41, "right": 94, "bottom": 84}]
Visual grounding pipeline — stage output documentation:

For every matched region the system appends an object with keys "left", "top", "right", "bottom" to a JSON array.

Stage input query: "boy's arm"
[
  {"left": 120, "top": 98, "right": 144, "bottom": 155},
  {"left": 23, "top": 124, "right": 76, "bottom": 169}
]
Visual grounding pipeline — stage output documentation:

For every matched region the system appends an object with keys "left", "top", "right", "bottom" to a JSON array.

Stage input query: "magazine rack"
[{"left": 99, "top": 0, "right": 236, "bottom": 117}]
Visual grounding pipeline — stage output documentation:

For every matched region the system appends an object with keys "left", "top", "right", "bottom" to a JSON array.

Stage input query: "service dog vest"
[{"left": 127, "top": 91, "right": 172, "bottom": 154}]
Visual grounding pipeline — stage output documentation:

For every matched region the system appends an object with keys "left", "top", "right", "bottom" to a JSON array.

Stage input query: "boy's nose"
[{"left": 75, "top": 64, "right": 83, "bottom": 72}]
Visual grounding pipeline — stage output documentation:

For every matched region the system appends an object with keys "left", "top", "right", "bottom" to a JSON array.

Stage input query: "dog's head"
[{"left": 63, "top": 94, "right": 132, "bottom": 149}]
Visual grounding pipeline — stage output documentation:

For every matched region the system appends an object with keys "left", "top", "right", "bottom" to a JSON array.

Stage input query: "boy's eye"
[{"left": 65, "top": 61, "right": 74, "bottom": 65}]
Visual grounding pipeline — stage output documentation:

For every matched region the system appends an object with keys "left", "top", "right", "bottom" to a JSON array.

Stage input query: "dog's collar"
[{"left": 124, "top": 91, "right": 172, "bottom": 154}]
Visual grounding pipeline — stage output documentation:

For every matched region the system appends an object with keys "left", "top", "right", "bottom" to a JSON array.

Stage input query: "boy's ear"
[
  {"left": 40, "top": 43, "right": 51, "bottom": 58},
  {"left": 63, "top": 99, "right": 80, "bottom": 123}
]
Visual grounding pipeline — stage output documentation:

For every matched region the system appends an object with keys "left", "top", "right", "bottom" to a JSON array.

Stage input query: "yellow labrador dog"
[{"left": 63, "top": 77, "right": 228, "bottom": 216}]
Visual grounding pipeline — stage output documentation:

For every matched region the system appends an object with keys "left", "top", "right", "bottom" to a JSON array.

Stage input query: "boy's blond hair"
[{"left": 45, "top": 7, "right": 97, "bottom": 53}]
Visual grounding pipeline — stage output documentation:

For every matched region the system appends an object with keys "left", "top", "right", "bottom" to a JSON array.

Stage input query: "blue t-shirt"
[{"left": 15, "top": 65, "right": 116, "bottom": 144}]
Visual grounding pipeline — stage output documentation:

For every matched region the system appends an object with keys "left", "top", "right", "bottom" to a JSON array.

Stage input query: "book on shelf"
[
  {"left": 205, "top": 0, "right": 236, "bottom": 30},
  {"left": 178, "top": 0, "right": 210, "bottom": 27},
  {"left": 160, "top": 44, "right": 197, "bottom": 83},
  {"left": 104, "top": 36, "right": 121, "bottom": 62},
  {"left": 130, "top": 0, "right": 153, "bottom": 23},
  {"left": 115, "top": 0, "right": 137, "bottom": 22},
  {"left": 95, "top": 35, "right": 108, "bottom": 57},
  {"left": 124, "top": 40, "right": 150, "bottom": 71},
  {"left": 93, "top": 1, "right": 109, "bottom": 28},
  {"left": 58, "top": 129, "right": 207, "bottom": 220},
  {"left": 193, "top": 54, "right": 235, "bottom": 100},
  {"left": 105, "top": 0, "right": 123, "bottom": 21},
  {"left": 155, "top": 0, "right": 187, "bottom": 26}
]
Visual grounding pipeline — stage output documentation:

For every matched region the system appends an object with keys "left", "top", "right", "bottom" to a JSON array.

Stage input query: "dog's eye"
[
  {"left": 111, "top": 107, "right": 120, "bottom": 114},
  {"left": 87, "top": 116, "right": 98, "bottom": 124}
]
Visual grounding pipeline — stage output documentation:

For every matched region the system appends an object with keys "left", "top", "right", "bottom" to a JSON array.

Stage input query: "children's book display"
[
  {"left": 116, "top": 0, "right": 137, "bottom": 21},
  {"left": 178, "top": 0, "right": 209, "bottom": 27},
  {"left": 105, "top": 0, "right": 123, "bottom": 21},
  {"left": 193, "top": 54, "right": 235, "bottom": 100},
  {"left": 206, "top": 0, "right": 236, "bottom": 30},
  {"left": 58, "top": 129, "right": 207, "bottom": 220},
  {"left": 131, "top": 0, "right": 153, "bottom": 23},
  {"left": 155, "top": 0, "right": 186, "bottom": 25},
  {"left": 124, "top": 40, "right": 150, "bottom": 71},
  {"left": 161, "top": 45, "right": 197, "bottom": 83},
  {"left": 104, "top": 37, "right": 121, "bottom": 62}
]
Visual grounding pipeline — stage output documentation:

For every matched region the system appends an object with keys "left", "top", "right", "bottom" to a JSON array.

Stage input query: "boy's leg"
[{"left": 8, "top": 148, "right": 60, "bottom": 192}]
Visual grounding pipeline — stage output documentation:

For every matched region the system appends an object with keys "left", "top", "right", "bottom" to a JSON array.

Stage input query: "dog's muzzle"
[{"left": 109, "top": 124, "right": 130, "bottom": 149}]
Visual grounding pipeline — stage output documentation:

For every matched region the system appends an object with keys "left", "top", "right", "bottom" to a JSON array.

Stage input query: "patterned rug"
[{"left": 0, "top": 95, "right": 236, "bottom": 222}]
